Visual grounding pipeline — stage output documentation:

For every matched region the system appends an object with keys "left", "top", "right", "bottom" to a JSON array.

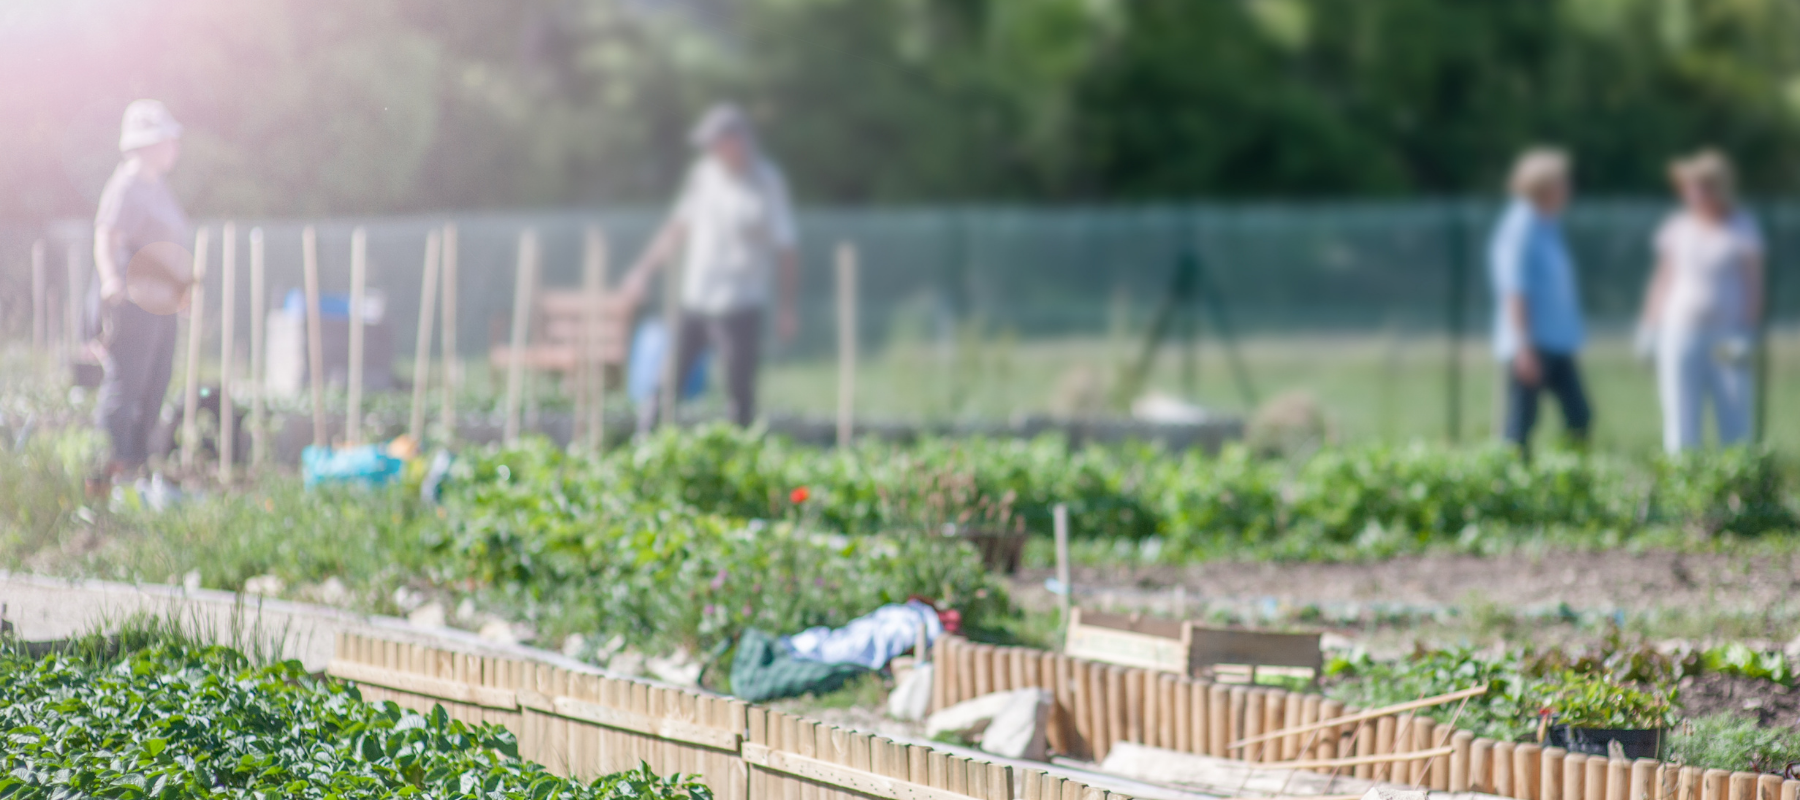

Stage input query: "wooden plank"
[
  {"left": 1449, "top": 730, "right": 1473, "bottom": 791},
  {"left": 547, "top": 695, "right": 739, "bottom": 752},
  {"left": 1493, "top": 741, "right": 1515, "bottom": 798},
  {"left": 1066, "top": 610, "right": 1188, "bottom": 674},
  {"left": 932, "top": 637, "right": 953, "bottom": 714},
  {"left": 1226, "top": 687, "right": 1246, "bottom": 760},
  {"left": 1317, "top": 699, "right": 1343, "bottom": 761},
  {"left": 1608, "top": 760, "right": 1629, "bottom": 800},
  {"left": 1758, "top": 775, "right": 1783, "bottom": 800},
  {"left": 1170, "top": 676, "right": 1188, "bottom": 753},
  {"left": 1105, "top": 667, "right": 1127, "bottom": 758},
  {"left": 1125, "top": 668, "right": 1145, "bottom": 744},
  {"left": 1706, "top": 771, "right": 1730, "bottom": 800},
  {"left": 328, "top": 659, "right": 517, "bottom": 709},
  {"left": 1193, "top": 682, "right": 1213, "bottom": 756},
  {"left": 1583, "top": 756, "right": 1605, "bottom": 800},
  {"left": 1730, "top": 774, "right": 1757, "bottom": 800},
  {"left": 1188, "top": 626, "right": 1323, "bottom": 674},
  {"left": 1282, "top": 691, "right": 1305, "bottom": 761},
  {"left": 1543, "top": 748, "right": 1569, "bottom": 800}
]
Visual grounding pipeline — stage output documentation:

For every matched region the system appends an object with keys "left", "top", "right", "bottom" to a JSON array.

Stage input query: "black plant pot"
[{"left": 1549, "top": 725, "right": 1665, "bottom": 759}]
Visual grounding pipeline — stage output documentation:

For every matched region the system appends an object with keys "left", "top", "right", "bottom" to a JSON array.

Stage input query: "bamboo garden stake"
[
  {"left": 658, "top": 240, "right": 681, "bottom": 430},
  {"left": 180, "top": 227, "right": 211, "bottom": 471},
  {"left": 1054, "top": 503, "right": 1072, "bottom": 627},
  {"left": 439, "top": 224, "right": 459, "bottom": 442},
  {"left": 836, "top": 242, "right": 858, "bottom": 447},
  {"left": 503, "top": 229, "right": 537, "bottom": 443},
  {"left": 579, "top": 225, "right": 608, "bottom": 450},
  {"left": 64, "top": 243, "right": 82, "bottom": 362},
  {"left": 249, "top": 228, "right": 267, "bottom": 467},
  {"left": 302, "top": 226, "right": 328, "bottom": 448},
  {"left": 345, "top": 227, "right": 368, "bottom": 445},
  {"left": 218, "top": 222, "right": 236, "bottom": 484},
  {"left": 31, "top": 240, "right": 46, "bottom": 357},
  {"left": 408, "top": 230, "right": 441, "bottom": 444}
]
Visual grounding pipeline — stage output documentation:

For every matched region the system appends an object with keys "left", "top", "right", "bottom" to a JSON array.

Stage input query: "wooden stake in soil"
[
  {"left": 249, "top": 228, "right": 267, "bottom": 467},
  {"left": 218, "top": 222, "right": 237, "bottom": 484},
  {"left": 31, "top": 240, "right": 46, "bottom": 358},
  {"left": 658, "top": 233, "right": 681, "bottom": 430},
  {"left": 302, "top": 226, "right": 328, "bottom": 448},
  {"left": 836, "top": 242, "right": 858, "bottom": 447},
  {"left": 579, "top": 225, "right": 607, "bottom": 449},
  {"left": 64, "top": 243, "right": 82, "bottom": 363},
  {"left": 439, "top": 224, "right": 459, "bottom": 442},
  {"left": 1054, "top": 503, "right": 1072, "bottom": 629},
  {"left": 408, "top": 230, "right": 441, "bottom": 444},
  {"left": 503, "top": 229, "right": 538, "bottom": 443},
  {"left": 180, "top": 227, "right": 210, "bottom": 471},
  {"left": 345, "top": 226, "right": 368, "bottom": 445}
]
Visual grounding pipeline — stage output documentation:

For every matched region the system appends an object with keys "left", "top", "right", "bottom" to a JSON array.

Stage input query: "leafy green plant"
[
  {"left": 1542, "top": 670, "right": 1675, "bottom": 729},
  {"left": 1667, "top": 714, "right": 1800, "bottom": 772},
  {"left": 0, "top": 643, "right": 712, "bottom": 799}
]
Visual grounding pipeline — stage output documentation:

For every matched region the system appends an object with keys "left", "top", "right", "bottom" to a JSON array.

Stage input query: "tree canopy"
[{"left": 3, "top": 0, "right": 1798, "bottom": 219}]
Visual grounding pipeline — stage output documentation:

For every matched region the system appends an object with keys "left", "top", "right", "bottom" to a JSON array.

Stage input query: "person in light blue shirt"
[{"left": 1489, "top": 147, "right": 1591, "bottom": 453}]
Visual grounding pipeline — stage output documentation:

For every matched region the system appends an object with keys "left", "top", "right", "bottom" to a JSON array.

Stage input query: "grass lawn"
[{"left": 758, "top": 330, "right": 1800, "bottom": 455}]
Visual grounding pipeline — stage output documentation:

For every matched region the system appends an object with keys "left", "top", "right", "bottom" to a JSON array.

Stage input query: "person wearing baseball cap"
[
  {"left": 91, "top": 99, "right": 190, "bottom": 489},
  {"left": 620, "top": 103, "right": 801, "bottom": 433}
]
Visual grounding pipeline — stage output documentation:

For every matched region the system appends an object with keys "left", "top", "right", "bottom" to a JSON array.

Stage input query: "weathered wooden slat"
[{"left": 328, "top": 658, "right": 518, "bottom": 709}]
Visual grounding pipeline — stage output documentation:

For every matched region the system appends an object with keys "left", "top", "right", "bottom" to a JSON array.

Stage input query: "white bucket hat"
[
  {"left": 119, "top": 99, "right": 183, "bottom": 153},
  {"left": 688, "top": 103, "right": 753, "bottom": 149}
]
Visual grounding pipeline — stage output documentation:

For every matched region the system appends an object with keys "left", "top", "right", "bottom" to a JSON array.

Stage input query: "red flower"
[{"left": 790, "top": 486, "right": 810, "bottom": 504}]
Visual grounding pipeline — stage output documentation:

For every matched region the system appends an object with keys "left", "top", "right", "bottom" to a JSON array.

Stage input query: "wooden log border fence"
[
  {"left": 329, "top": 633, "right": 1130, "bottom": 800},
  {"left": 930, "top": 636, "right": 1800, "bottom": 800}
]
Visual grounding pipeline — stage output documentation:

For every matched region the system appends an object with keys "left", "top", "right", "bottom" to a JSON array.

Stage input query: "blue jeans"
[{"left": 1504, "top": 349, "right": 1591, "bottom": 453}]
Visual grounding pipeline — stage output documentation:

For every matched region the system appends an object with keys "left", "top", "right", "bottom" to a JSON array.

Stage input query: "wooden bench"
[
  {"left": 488, "top": 289, "right": 633, "bottom": 376},
  {"left": 1063, "top": 608, "right": 1322, "bottom": 683}
]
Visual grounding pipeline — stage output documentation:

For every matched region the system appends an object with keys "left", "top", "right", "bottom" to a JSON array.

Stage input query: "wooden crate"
[{"left": 1063, "top": 609, "right": 1322, "bottom": 682}]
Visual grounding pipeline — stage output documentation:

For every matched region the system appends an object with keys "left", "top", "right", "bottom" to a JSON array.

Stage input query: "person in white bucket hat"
[
  {"left": 91, "top": 99, "right": 190, "bottom": 490},
  {"left": 621, "top": 103, "right": 800, "bottom": 433}
]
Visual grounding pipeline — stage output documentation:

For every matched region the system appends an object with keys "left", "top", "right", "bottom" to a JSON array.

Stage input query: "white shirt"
[
  {"left": 1654, "top": 210, "right": 1762, "bottom": 332},
  {"left": 673, "top": 155, "right": 796, "bottom": 314}
]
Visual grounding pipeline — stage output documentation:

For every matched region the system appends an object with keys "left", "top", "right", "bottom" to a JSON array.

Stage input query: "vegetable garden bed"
[{"left": 0, "top": 639, "right": 710, "bottom": 799}]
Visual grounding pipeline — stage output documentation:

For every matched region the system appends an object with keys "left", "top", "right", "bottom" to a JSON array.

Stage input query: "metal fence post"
[{"left": 1445, "top": 201, "right": 1469, "bottom": 443}]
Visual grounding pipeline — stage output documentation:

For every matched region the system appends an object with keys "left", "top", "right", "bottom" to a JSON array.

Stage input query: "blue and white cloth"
[{"left": 784, "top": 600, "right": 943, "bottom": 671}]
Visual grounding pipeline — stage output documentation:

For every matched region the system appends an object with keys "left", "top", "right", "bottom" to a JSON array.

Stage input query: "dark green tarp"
[{"left": 729, "top": 628, "right": 867, "bottom": 702}]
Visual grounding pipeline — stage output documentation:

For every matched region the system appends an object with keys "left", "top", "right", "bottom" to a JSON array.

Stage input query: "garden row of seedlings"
[
  {"left": 330, "top": 633, "right": 1129, "bottom": 800},
  {"left": 931, "top": 636, "right": 1800, "bottom": 800}
]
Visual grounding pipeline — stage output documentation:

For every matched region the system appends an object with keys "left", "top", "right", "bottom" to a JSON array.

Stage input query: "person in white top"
[
  {"left": 622, "top": 104, "right": 800, "bottom": 431},
  {"left": 1637, "top": 150, "right": 1765, "bottom": 453}
]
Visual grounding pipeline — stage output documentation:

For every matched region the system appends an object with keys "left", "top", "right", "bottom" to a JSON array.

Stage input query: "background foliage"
[{"left": 5, "top": 0, "right": 1800, "bottom": 220}]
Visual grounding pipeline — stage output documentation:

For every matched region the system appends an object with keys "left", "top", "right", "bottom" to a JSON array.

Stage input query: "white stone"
[
  {"left": 887, "top": 662, "right": 934, "bottom": 721},
  {"left": 408, "top": 602, "right": 447, "bottom": 630},
  {"left": 243, "top": 574, "right": 285, "bottom": 597},
  {"left": 562, "top": 633, "right": 588, "bottom": 658},
  {"left": 924, "top": 688, "right": 1052, "bottom": 760},
  {"left": 478, "top": 619, "right": 517, "bottom": 645}
]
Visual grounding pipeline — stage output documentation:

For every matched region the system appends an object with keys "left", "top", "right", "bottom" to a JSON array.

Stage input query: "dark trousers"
[
  {"left": 96, "top": 301, "right": 179, "bottom": 465},
  {"left": 637, "top": 307, "right": 762, "bottom": 433},
  {"left": 1504, "top": 349, "right": 1591, "bottom": 451}
]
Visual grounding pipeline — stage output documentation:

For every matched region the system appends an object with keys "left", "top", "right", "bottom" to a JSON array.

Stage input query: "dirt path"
[
  {"left": 1009, "top": 550, "right": 1800, "bottom": 652},
  {"left": 1017, "top": 550, "right": 1800, "bottom": 611}
]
